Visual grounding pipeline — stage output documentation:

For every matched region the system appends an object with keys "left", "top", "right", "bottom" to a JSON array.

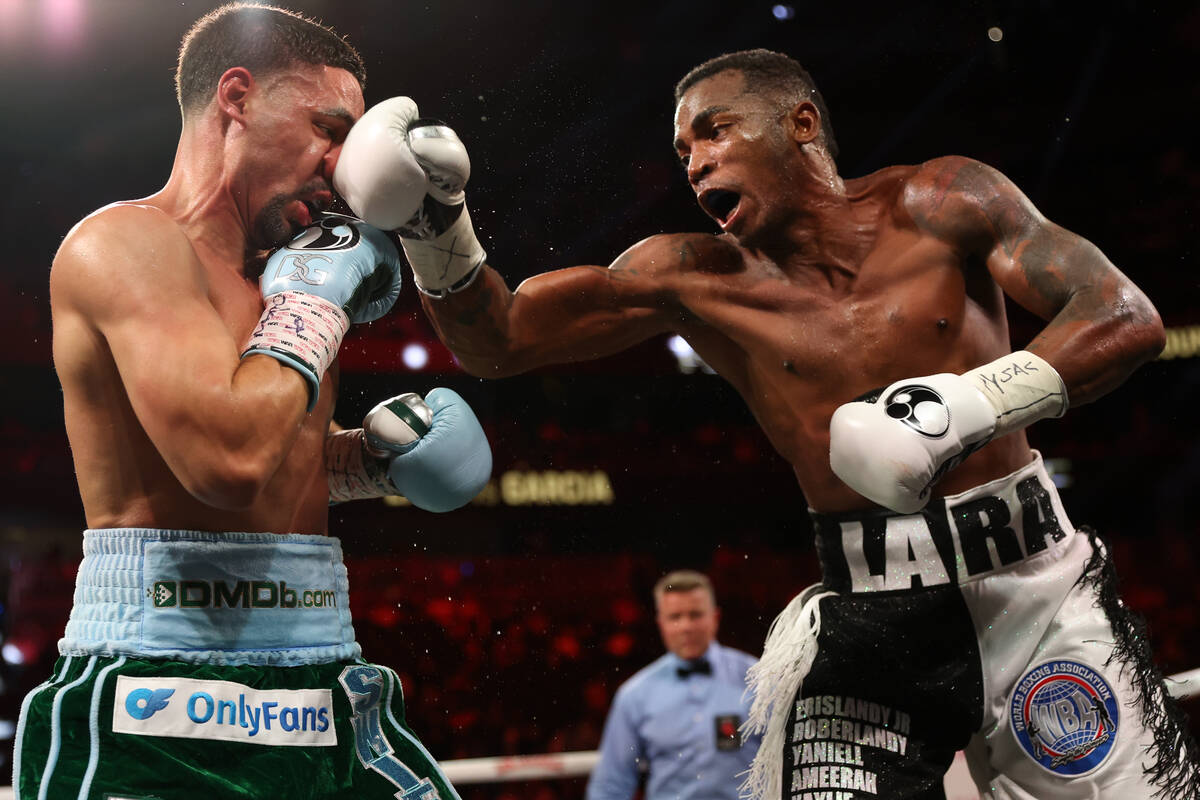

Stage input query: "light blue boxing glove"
[
  {"left": 242, "top": 212, "right": 402, "bottom": 410},
  {"left": 364, "top": 388, "right": 492, "bottom": 512}
]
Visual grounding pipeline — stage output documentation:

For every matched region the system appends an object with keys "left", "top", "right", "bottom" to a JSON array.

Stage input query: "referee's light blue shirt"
[{"left": 586, "top": 641, "right": 761, "bottom": 800}]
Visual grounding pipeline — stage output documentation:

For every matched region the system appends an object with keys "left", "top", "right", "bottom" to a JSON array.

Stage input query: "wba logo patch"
[{"left": 1009, "top": 659, "right": 1119, "bottom": 776}]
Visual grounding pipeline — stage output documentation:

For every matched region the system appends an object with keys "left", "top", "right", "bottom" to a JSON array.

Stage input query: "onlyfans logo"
[
  {"left": 112, "top": 676, "right": 337, "bottom": 747},
  {"left": 125, "top": 687, "right": 174, "bottom": 720}
]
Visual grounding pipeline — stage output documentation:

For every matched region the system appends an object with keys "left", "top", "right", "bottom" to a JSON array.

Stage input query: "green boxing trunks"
[{"left": 13, "top": 528, "right": 457, "bottom": 800}]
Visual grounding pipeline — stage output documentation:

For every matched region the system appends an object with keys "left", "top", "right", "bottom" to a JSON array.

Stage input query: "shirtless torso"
[
  {"left": 20, "top": 14, "right": 489, "bottom": 798},
  {"left": 51, "top": 204, "right": 337, "bottom": 533},
  {"left": 416, "top": 68, "right": 1160, "bottom": 513},
  {"left": 381, "top": 55, "right": 1183, "bottom": 800},
  {"left": 613, "top": 168, "right": 1025, "bottom": 510},
  {"left": 49, "top": 62, "right": 365, "bottom": 534}
]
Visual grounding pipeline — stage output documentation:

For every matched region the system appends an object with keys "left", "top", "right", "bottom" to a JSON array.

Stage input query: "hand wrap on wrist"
[
  {"left": 326, "top": 428, "right": 395, "bottom": 504},
  {"left": 399, "top": 200, "right": 486, "bottom": 298},
  {"left": 961, "top": 350, "right": 1068, "bottom": 438},
  {"left": 241, "top": 290, "right": 350, "bottom": 411}
]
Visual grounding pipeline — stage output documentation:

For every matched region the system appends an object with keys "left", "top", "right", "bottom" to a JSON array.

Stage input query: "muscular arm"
[
  {"left": 419, "top": 235, "right": 694, "bottom": 377},
  {"left": 909, "top": 156, "right": 1165, "bottom": 405},
  {"left": 52, "top": 205, "right": 310, "bottom": 509}
]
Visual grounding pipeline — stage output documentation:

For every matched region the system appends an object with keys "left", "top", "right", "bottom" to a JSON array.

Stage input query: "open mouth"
[
  {"left": 297, "top": 186, "right": 333, "bottom": 222},
  {"left": 700, "top": 189, "right": 741, "bottom": 226},
  {"left": 282, "top": 200, "right": 312, "bottom": 233},
  {"left": 304, "top": 191, "right": 332, "bottom": 218}
]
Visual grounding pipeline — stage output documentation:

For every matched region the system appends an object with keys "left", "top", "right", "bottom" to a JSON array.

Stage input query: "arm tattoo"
[
  {"left": 445, "top": 285, "right": 512, "bottom": 348},
  {"left": 912, "top": 160, "right": 1032, "bottom": 259},
  {"left": 1015, "top": 233, "right": 1076, "bottom": 308},
  {"left": 452, "top": 284, "right": 497, "bottom": 328},
  {"left": 607, "top": 252, "right": 638, "bottom": 283}
]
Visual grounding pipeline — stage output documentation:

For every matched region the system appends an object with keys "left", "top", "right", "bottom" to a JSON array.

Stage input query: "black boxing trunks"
[{"left": 742, "top": 453, "right": 1198, "bottom": 800}]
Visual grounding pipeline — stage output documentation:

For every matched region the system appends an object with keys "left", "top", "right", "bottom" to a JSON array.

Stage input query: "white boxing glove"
[
  {"left": 829, "top": 351, "right": 1067, "bottom": 513},
  {"left": 399, "top": 115, "right": 487, "bottom": 297},
  {"left": 333, "top": 96, "right": 486, "bottom": 297},
  {"left": 333, "top": 97, "right": 428, "bottom": 230}
]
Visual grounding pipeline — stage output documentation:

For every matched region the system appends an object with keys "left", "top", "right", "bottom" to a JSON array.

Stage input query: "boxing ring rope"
[
  {"left": 441, "top": 750, "right": 601, "bottom": 784},
  {"left": 0, "top": 667, "right": 1195, "bottom": 798},
  {"left": 1168, "top": 667, "right": 1200, "bottom": 699}
]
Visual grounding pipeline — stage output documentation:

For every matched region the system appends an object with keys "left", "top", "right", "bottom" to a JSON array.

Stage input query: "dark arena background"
[{"left": 1, "top": 1, "right": 1197, "bottom": 798}]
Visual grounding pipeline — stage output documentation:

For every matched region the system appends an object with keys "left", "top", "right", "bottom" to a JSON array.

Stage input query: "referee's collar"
[{"left": 668, "top": 640, "right": 720, "bottom": 675}]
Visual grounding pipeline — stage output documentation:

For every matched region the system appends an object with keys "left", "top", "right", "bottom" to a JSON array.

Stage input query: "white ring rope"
[
  {"left": 1167, "top": 667, "right": 1200, "bottom": 700},
  {"left": 440, "top": 750, "right": 600, "bottom": 784}
]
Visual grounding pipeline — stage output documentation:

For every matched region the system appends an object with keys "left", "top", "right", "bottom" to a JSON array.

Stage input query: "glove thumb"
[{"left": 387, "top": 388, "right": 492, "bottom": 512}]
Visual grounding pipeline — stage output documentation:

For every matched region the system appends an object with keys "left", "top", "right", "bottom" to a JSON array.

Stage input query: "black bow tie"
[{"left": 677, "top": 659, "right": 712, "bottom": 679}]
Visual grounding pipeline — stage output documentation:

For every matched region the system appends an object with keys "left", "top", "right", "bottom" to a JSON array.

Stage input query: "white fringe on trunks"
[{"left": 740, "top": 588, "right": 836, "bottom": 800}]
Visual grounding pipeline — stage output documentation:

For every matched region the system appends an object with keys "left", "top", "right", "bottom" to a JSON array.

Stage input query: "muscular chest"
[
  {"left": 687, "top": 235, "right": 980, "bottom": 393},
  {"left": 783, "top": 273, "right": 965, "bottom": 384}
]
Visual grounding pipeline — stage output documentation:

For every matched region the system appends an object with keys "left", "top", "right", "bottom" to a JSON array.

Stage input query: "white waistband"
[
  {"left": 811, "top": 452, "right": 1077, "bottom": 593},
  {"left": 60, "top": 529, "right": 360, "bottom": 666}
]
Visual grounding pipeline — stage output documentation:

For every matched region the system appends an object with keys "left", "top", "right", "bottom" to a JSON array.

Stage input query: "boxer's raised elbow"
[
  {"left": 1140, "top": 311, "right": 1166, "bottom": 361},
  {"left": 1120, "top": 291, "right": 1166, "bottom": 365},
  {"left": 1133, "top": 320, "right": 1166, "bottom": 365}
]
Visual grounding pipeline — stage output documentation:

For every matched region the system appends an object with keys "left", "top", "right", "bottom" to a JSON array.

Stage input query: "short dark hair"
[
  {"left": 175, "top": 3, "right": 366, "bottom": 115},
  {"left": 654, "top": 570, "right": 715, "bottom": 604},
  {"left": 675, "top": 48, "right": 838, "bottom": 159}
]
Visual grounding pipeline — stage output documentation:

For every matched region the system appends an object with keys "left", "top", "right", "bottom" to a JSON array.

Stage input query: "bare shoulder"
[
  {"left": 897, "top": 156, "right": 1040, "bottom": 251},
  {"left": 901, "top": 155, "right": 1008, "bottom": 199},
  {"left": 51, "top": 203, "right": 201, "bottom": 314},
  {"left": 608, "top": 232, "right": 743, "bottom": 279},
  {"left": 54, "top": 203, "right": 190, "bottom": 278}
]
